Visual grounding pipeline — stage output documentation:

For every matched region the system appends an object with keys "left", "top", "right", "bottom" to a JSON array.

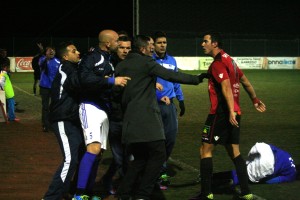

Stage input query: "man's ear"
[
  {"left": 212, "top": 41, "right": 218, "bottom": 48},
  {"left": 140, "top": 47, "right": 145, "bottom": 54}
]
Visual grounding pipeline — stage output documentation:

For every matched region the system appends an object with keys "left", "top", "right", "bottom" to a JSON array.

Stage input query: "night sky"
[
  {"left": 1, "top": 0, "right": 299, "bottom": 38},
  {"left": 1, "top": 0, "right": 133, "bottom": 37}
]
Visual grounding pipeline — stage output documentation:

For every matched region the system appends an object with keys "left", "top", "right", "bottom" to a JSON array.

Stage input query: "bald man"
[{"left": 72, "top": 30, "right": 130, "bottom": 200}]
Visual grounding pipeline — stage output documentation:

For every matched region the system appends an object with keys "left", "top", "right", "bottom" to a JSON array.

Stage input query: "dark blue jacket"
[
  {"left": 49, "top": 60, "right": 81, "bottom": 123},
  {"left": 78, "top": 47, "right": 115, "bottom": 114}
]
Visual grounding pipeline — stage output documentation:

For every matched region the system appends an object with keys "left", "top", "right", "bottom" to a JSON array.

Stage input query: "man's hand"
[
  {"left": 115, "top": 76, "right": 131, "bottom": 87},
  {"left": 179, "top": 100, "right": 185, "bottom": 116},
  {"left": 156, "top": 83, "right": 163, "bottom": 91},
  {"left": 198, "top": 73, "right": 210, "bottom": 83},
  {"left": 37, "top": 43, "right": 44, "bottom": 52},
  {"left": 229, "top": 111, "right": 239, "bottom": 127},
  {"left": 252, "top": 97, "right": 266, "bottom": 112},
  {"left": 161, "top": 96, "right": 170, "bottom": 105}
]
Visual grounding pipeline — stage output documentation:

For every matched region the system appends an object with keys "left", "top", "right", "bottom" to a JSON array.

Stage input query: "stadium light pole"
[{"left": 133, "top": 0, "right": 139, "bottom": 36}]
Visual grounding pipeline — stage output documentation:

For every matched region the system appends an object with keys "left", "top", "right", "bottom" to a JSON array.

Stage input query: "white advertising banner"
[
  {"left": 266, "top": 57, "right": 297, "bottom": 69},
  {"left": 175, "top": 57, "right": 199, "bottom": 70},
  {"left": 198, "top": 57, "right": 213, "bottom": 70},
  {"left": 7, "top": 56, "right": 300, "bottom": 72},
  {"left": 233, "top": 57, "right": 264, "bottom": 69}
]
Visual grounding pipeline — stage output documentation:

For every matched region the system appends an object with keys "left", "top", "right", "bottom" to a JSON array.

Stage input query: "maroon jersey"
[{"left": 207, "top": 50, "right": 244, "bottom": 114}]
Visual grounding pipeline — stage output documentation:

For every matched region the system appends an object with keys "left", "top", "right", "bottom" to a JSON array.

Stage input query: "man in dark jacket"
[
  {"left": 43, "top": 41, "right": 84, "bottom": 200},
  {"left": 115, "top": 35, "right": 209, "bottom": 200}
]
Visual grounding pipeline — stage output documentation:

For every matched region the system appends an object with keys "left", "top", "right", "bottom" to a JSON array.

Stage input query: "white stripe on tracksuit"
[{"left": 57, "top": 121, "right": 71, "bottom": 182}]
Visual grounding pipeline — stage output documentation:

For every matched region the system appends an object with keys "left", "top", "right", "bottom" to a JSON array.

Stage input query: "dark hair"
[
  {"left": 0, "top": 59, "right": 10, "bottom": 70},
  {"left": 56, "top": 41, "right": 74, "bottom": 60},
  {"left": 131, "top": 35, "right": 150, "bottom": 53},
  {"left": 117, "top": 30, "right": 129, "bottom": 37},
  {"left": 203, "top": 31, "right": 223, "bottom": 48},
  {"left": 118, "top": 35, "right": 132, "bottom": 42},
  {"left": 152, "top": 31, "right": 167, "bottom": 42}
]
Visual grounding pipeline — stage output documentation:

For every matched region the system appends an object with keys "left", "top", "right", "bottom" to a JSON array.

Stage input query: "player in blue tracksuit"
[
  {"left": 246, "top": 143, "right": 297, "bottom": 184},
  {"left": 152, "top": 31, "right": 185, "bottom": 189},
  {"left": 191, "top": 143, "right": 299, "bottom": 200},
  {"left": 39, "top": 46, "right": 60, "bottom": 132},
  {"left": 207, "top": 142, "right": 298, "bottom": 189}
]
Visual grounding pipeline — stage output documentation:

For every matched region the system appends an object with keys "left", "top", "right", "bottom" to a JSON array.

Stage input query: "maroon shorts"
[{"left": 201, "top": 113, "right": 241, "bottom": 145}]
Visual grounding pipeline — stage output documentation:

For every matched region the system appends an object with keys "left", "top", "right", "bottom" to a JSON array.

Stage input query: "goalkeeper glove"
[
  {"left": 198, "top": 73, "right": 210, "bottom": 83},
  {"left": 179, "top": 100, "right": 185, "bottom": 116}
]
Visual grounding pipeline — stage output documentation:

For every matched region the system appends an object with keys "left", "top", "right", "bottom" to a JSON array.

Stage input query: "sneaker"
[
  {"left": 158, "top": 173, "right": 170, "bottom": 190},
  {"left": 91, "top": 196, "right": 101, "bottom": 200},
  {"left": 234, "top": 193, "right": 266, "bottom": 200},
  {"left": 72, "top": 195, "right": 90, "bottom": 200},
  {"left": 8, "top": 118, "right": 20, "bottom": 122},
  {"left": 189, "top": 192, "right": 213, "bottom": 200},
  {"left": 108, "top": 188, "right": 116, "bottom": 195}
]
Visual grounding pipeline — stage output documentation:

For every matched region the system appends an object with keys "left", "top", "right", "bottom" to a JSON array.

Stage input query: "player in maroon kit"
[{"left": 189, "top": 31, "right": 266, "bottom": 200}]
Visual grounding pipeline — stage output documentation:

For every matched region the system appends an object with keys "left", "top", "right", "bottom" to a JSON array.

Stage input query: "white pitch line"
[
  {"left": 168, "top": 157, "right": 199, "bottom": 173},
  {"left": 13, "top": 85, "right": 41, "bottom": 101}
]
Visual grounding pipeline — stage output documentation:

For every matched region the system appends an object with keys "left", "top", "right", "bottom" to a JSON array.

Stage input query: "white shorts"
[{"left": 79, "top": 103, "right": 109, "bottom": 150}]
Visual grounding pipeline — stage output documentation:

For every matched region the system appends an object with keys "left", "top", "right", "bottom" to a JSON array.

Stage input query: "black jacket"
[
  {"left": 49, "top": 60, "right": 81, "bottom": 123},
  {"left": 78, "top": 47, "right": 114, "bottom": 113},
  {"left": 115, "top": 52, "right": 200, "bottom": 144}
]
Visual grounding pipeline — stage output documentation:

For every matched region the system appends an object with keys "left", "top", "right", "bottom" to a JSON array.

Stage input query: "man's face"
[
  {"left": 201, "top": 35, "right": 214, "bottom": 56},
  {"left": 64, "top": 45, "right": 81, "bottom": 63},
  {"left": 117, "top": 41, "right": 131, "bottom": 60},
  {"left": 154, "top": 37, "right": 167, "bottom": 56},
  {"left": 45, "top": 47, "right": 55, "bottom": 59}
]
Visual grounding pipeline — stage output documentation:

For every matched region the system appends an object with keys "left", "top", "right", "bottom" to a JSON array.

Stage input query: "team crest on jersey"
[
  {"left": 162, "top": 63, "right": 175, "bottom": 70},
  {"left": 222, "top": 53, "right": 229, "bottom": 58},
  {"left": 218, "top": 73, "right": 223, "bottom": 79},
  {"left": 202, "top": 125, "right": 210, "bottom": 141}
]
